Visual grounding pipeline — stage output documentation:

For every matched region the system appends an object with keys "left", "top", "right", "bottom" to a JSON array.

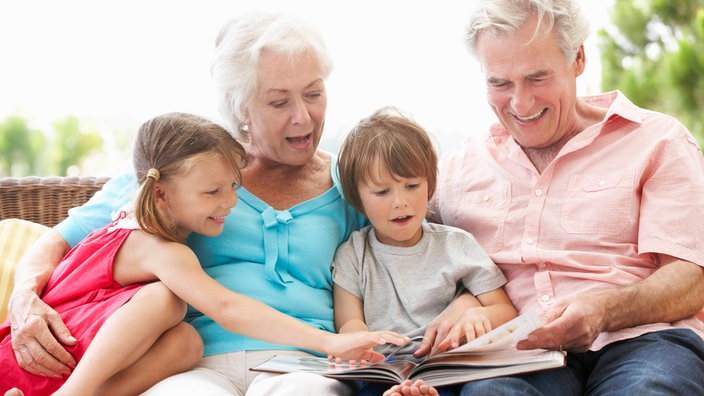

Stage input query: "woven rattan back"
[{"left": 0, "top": 176, "right": 111, "bottom": 227}]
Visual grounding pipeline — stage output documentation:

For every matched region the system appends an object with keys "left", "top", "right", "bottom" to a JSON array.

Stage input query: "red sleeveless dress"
[{"left": 0, "top": 219, "right": 145, "bottom": 395}]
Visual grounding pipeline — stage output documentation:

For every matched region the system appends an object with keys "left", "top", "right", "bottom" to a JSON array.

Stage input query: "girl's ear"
[{"left": 154, "top": 181, "right": 169, "bottom": 212}]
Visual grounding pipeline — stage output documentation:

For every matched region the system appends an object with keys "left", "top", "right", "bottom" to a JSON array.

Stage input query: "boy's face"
[{"left": 357, "top": 159, "right": 428, "bottom": 247}]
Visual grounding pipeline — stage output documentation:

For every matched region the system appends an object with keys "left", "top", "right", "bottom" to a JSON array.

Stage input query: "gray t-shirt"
[{"left": 332, "top": 222, "right": 506, "bottom": 360}]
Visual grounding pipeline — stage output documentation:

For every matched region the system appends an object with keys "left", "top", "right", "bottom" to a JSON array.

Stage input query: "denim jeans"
[{"left": 459, "top": 328, "right": 704, "bottom": 396}]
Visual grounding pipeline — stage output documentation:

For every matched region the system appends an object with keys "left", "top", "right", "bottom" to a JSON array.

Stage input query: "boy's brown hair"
[{"left": 337, "top": 106, "right": 437, "bottom": 215}]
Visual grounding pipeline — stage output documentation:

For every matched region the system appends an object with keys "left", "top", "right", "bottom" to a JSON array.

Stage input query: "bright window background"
[{"left": 0, "top": 0, "right": 612, "bottom": 175}]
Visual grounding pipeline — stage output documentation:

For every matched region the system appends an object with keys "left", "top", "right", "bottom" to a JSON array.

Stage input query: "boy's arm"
[
  {"left": 415, "top": 292, "right": 483, "bottom": 357},
  {"left": 333, "top": 284, "right": 368, "bottom": 333},
  {"left": 432, "top": 288, "right": 517, "bottom": 354}
]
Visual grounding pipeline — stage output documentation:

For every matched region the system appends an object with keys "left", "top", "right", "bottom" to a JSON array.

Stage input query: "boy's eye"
[
  {"left": 206, "top": 189, "right": 220, "bottom": 195},
  {"left": 373, "top": 188, "right": 389, "bottom": 196},
  {"left": 407, "top": 183, "right": 420, "bottom": 190}
]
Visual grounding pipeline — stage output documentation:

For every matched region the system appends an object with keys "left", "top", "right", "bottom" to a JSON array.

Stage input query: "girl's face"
[
  {"left": 242, "top": 50, "right": 327, "bottom": 167},
  {"left": 357, "top": 159, "right": 428, "bottom": 247},
  {"left": 156, "top": 156, "right": 239, "bottom": 239}
]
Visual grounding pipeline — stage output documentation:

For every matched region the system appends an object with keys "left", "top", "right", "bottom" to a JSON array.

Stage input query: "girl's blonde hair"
[
  {"left": 132, "top": 112, "right": 247, "bottom": 243},
  {"left": 337, "top": 106, "right": 437, "bottom": 215}
]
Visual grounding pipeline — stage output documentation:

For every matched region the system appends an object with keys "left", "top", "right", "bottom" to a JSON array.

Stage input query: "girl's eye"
[
  {"left": 407, "top": 183, "right": 420, "bottom": 190},
  {"left": 206, "top": 189, "right": 220, "bottom": 195},
  {"left": 374, "top": 189, "right": 389, "bottom": 196}
]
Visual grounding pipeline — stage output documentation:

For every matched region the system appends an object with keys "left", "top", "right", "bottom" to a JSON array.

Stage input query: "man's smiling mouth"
[{"left": 515, "top": 108, "right": 547, "bottom": 122}]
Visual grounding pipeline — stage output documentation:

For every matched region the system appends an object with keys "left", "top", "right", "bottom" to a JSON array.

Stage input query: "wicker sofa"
[
  {"left": 0, "top": 175, "right": 110, "bottom": 320},
  {"left": 0, "top": 175, "right": 111, "bottom": 227}
]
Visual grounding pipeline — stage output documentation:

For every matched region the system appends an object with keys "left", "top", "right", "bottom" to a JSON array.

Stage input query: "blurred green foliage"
[
  {"left": 0, "top": 115, "right": 103, "bottom": 177},
  {"left": 598, "top": 0, "right": 704, "bottom": 145}
]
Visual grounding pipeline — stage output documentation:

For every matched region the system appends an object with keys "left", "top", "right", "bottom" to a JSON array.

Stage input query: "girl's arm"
[{"left": 130, "top": 239, "right": 407, "bottom": 361}]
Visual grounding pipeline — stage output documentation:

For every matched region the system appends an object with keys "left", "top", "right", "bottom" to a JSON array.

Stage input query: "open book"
[{"left": 251, "top": 311, "right": 565, "bottom": 387}]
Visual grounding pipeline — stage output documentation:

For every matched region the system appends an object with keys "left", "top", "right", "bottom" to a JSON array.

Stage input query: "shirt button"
[
  {"left": 525, "top": 237, "right": 534, "bottom": 244},
  {"left": 535, "top": 189, "right": 543, "bottom": 197},
  {"left": 541, "top": 295, "right": 550, "bottom": 302},
  {"left": 538, "top": 262, "right": 546, "bottom": 269},
  {"left": 482, "top": 195, "right": 491, "bottom": 202},
  {"left": 598, "top": 180, "right": 606, "bottom": 186}
]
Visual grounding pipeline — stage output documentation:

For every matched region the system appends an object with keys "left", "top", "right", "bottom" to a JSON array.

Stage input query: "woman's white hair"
[{"left": 210, "top": 11, "right": 333, "bottom": 139}]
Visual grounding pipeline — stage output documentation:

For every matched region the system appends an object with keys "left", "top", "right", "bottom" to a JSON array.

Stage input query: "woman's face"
[{"left": 242, "top": 50, "right": 327, "bottom": 167}]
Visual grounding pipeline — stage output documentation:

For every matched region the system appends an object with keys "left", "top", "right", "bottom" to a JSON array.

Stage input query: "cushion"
[{"left": 0, "top": 219, "right": 50, "bottom": 321}]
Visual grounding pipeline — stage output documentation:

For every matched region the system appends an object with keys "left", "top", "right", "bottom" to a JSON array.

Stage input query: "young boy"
[{"left": 333, "top": 106, "right": 517, "bottom": 396}]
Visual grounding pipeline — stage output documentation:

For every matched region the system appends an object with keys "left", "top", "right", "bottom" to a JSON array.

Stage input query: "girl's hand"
[{"left": 324, "top": 331, "right": 409, "bottom": 363}]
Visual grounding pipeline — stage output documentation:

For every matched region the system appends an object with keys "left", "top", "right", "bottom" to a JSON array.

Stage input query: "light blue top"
[{"left": 55, "top": 156, "right": 366, "bottom": 356}]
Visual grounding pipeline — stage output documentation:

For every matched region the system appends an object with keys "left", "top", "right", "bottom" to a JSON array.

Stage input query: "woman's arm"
[
  {"left": 9, "top": 172, "right": 137, "bottom": 377},
  {"left": 8, "top": 229, "right": 76, "bottom": 377}
]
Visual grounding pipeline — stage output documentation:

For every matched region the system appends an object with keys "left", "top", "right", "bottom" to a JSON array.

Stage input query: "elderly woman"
[{"left": 7, "top": 11, "right": 411, "bottom": 396}]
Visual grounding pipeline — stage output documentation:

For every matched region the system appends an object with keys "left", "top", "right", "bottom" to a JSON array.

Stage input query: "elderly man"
[{"left": 423, "top": 0, "right": 704, "bottom": 395}]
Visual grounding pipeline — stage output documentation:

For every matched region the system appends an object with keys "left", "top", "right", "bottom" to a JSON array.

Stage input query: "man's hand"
[
  {"left": 517, "top": 294, "right": 606, "bottom": 353},
  {"left": 9, "top": 290, "right": 77, "bottom": 377}
]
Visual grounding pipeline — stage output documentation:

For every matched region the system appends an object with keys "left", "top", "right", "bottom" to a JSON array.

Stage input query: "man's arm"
[
  {"left": 8, "top": 229, "right": 76, "bottom": 377},
  {"left": 518, "top": 255, "right": 704, "bottom": 352}
]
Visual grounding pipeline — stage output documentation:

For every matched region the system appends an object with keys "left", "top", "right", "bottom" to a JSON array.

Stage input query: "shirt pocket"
[
  {"left": 453, "top": 182, "right": 511, "bottom": 254},
  {"left": 561, "top": 170, "right": 634, "bottom": 235}
]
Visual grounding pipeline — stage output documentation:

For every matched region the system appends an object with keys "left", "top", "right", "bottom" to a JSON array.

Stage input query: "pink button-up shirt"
[{"left": 429, "top": 91, "right": 704, "bottom": 350}]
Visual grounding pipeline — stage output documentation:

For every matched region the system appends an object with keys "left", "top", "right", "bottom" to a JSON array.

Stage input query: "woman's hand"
[{"left": 9, "top": 290, "right": 77, "bottom": 377}]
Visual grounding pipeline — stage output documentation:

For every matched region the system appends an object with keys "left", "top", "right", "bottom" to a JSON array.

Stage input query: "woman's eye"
[
  {"left": 306, "top": 91, "right": 322, "bottom": 100},
  {"left": 270, "top": 100, "right": 287, "bottom": 109}
]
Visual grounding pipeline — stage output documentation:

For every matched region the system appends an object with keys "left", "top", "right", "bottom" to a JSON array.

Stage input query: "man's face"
[{"left": 476, "top": 15, "right": 586, "bottom": 149}]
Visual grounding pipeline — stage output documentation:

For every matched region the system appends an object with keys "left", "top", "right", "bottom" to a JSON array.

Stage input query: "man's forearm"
[{"left": 599, "top": 256, "right": 704, "bottom": 332}]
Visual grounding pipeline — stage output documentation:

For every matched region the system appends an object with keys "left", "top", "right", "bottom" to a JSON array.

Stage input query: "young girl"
[
  {"left": 333, "top": 107, "right": 518, "bottom": 396},
  {"left": 1, "top": 112, "right": 408, "bottom": 396}
]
